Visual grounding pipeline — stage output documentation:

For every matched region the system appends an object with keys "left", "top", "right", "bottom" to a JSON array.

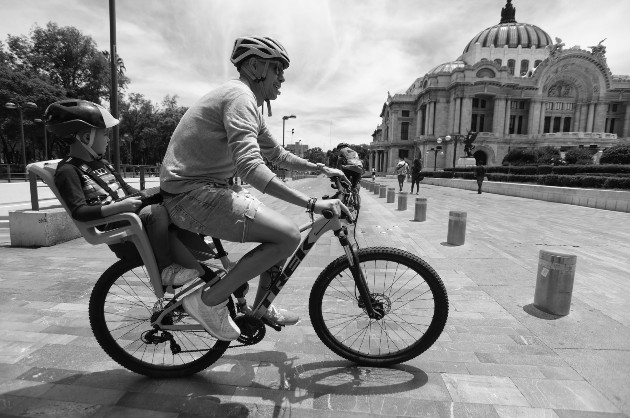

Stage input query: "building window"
[
  {"left": 520, "top": 60, "right": 529, "bottom": 76},
  {"left": 402, "top": 110, "right": 410, "bottom": 117},
  {"left": 401, "top": 122, "right": 410, "bottom": 141},
  {"left": 563, "top": 117, "right": 572, "bottom": 132},
  {"left": 606, "top": 118, "right": 617, "bottom": 133},
  {"left": 494, "top": 59, "right": 502, "bottom": 66},
  {"left": 472, "top": 98, "right": 486, "bottom": 109},
  {"left": 544, "top": 116, "right": 551, "bottom": 133},
  {"left": 553, "top": 117, "right": 561, "bottom": 133},
  {"left": 471, "top": 114, "right": 485, "bottom": 132},
  {"left": 509, "top": 115, "right": 524, "bottom": 134},
  {"left": 608, "top": 103, "right": 618, "bottom": 112},
  {"left": 565, "top": 103, "right": 574, "bottom": 111},
  {"left": 545, "top": 102, "right": 553, "bottom": 110},
  {"left": 507, "top": 59, "right": 515, "bottom": 75}
]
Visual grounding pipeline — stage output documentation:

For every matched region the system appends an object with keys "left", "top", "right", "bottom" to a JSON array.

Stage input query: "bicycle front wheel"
[
  {"left": 89, "top": 259, "right": 230, "bottom": 378},
  {"left": 309, "top": 247, "right": 448, "bottom": 366}
]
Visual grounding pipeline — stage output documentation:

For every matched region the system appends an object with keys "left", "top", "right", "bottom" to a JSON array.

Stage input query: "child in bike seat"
[{"left": 46, "top": 99, "right": 199, "bottom": 287}]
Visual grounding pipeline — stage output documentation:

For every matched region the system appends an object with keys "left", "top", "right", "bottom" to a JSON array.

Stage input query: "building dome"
[
  {"left": 463, "top": 0, "right": 552, "bottom": 54},
  {"left": 427, "top": 60, "right": 466, "bottom": 75}
]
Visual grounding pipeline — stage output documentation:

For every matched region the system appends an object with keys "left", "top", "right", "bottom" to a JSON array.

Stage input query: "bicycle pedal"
[{"left": 261, "top": 317, "right": 283, "bottom": 332}]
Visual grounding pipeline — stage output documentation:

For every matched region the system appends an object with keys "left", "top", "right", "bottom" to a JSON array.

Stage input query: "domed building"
[{"left": 369, "top": 0, "right": 630, "bottom": 172}]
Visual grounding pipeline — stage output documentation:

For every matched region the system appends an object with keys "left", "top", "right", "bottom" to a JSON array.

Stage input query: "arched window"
[
  {"left": 507, "top": 59, "right": 515, "bottom": 75},
  {"left": 494, "top": 59, "right": 502, "bottom": 66},
  {"left": 520, "top": 60, "right": 529, "bottom": 76}
]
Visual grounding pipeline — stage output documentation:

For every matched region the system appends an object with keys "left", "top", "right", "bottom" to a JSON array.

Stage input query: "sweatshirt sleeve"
[
  {"left": 223, "top": 94, "right": 280, "bottom": 191},
  {"left": 54, "top": 164, "right": 104, "bottom": 222}
]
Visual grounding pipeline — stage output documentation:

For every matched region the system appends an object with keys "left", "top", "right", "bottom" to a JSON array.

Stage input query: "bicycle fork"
[{"left": 335, "top": 227, "right": 383, "bottom": 320}]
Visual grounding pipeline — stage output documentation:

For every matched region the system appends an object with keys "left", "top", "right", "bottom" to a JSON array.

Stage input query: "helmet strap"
[{"left": 76, "top": 129, "right": 102, "bottom": 160}]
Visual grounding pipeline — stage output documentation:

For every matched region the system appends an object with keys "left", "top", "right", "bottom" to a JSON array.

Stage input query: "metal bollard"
[
  {"left": 373, "top": 183, "right": 380, "bottom": 195},
  {"left": 386, "top": 187, "right": 395, "bottom": 203},
  {"left": 379, "top": 185, "right": 387, "bottom": 198},
  {"left": 414, "top": 198, "right": 427, "bottom": 221},
  {"left": 398, "top": 192, "right": 408, "bottom": 210},
  {"left": 533, "top": 250, "right": 577, "bottom": 316},
  {"left": 446, "top": 211, "right": 467, "bottom": 245}
]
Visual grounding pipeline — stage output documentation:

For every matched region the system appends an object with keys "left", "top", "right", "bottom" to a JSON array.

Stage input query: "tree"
[
  {"left": 564, "top": 148, "right": 594, "bottom": 165},
  {"left": 600, "top": 144, "right": 630, "bottom": 165},
  {"left": 304, "top": 147, "right": 326, "bottom": 164},
  {"left": 5, "top": 22, "right": 129, "bottom": 103}
]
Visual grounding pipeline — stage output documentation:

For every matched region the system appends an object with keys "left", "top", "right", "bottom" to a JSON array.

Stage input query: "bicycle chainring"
[{"left": 234, "top": 315, "right": 266, "bottom": 345}]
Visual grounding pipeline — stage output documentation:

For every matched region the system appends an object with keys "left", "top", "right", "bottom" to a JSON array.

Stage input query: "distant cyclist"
[{"left": 160, "top": 36, "right": 350, "bottom": 341}]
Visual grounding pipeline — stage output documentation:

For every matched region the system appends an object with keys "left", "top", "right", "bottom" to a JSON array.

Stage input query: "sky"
[{"left": 2, "top": 0, "right": 629, "bottom": 151}]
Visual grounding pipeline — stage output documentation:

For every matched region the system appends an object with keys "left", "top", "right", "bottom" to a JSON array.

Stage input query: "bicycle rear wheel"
[
  {"left": 309, "top": 247, "right": 448, "bottom": 366},
  {"left": 89, "top": 259, "right": 230, "bottom": 378}
]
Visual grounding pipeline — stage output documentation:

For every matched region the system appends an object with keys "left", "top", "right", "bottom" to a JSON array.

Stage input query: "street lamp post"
[
  {"left": 282, "top": 114, "right": 296, "bottom": 148},
  {"left": 432, "top": 137, "right": 444, "bottom": 172},
  {"left": 5, "top": 101, "right": 37, "bottom": 172},
  {"left": 33, "top": 118, "right": 48, "bottom": 160}
]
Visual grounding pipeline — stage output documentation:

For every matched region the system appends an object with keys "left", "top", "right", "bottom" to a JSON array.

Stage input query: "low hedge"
[
  {"left": 421, "top": 171, "right": 630, "bottom": 189},
  {"left": 444, "top": 164, "right": 630, "bottom": 175}
]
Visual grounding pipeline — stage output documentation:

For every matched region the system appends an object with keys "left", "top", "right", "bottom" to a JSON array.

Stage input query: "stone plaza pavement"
[{"left": 0, "top": 175, "right": 629, "bottom": 417}]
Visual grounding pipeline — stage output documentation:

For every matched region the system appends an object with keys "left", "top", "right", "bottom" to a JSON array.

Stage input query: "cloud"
[{"left": 2, "top": 0, "right": 629, "bottom": 150}]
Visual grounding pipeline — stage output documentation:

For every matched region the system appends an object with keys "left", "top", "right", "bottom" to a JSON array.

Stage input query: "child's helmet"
[
  {"left": 45, "top": 99, "right": 119, "bottom": 138},
  {"left": 230, "top": 36, "right": 290, "bottom": 69}
]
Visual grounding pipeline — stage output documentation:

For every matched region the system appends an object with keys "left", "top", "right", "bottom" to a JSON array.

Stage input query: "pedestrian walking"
[
  {"left": 475, "top": 162, "right": 487, "bottom": 194},
  {"left": 394, "top": 157, "right": 410, "bottom": 192},
  {"left": 410, "top": 158, "right": 423, "bottom": 194}
]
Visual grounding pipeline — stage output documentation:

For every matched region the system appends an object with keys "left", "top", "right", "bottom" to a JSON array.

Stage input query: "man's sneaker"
[
  {"left": 182, "top": 289, "right": 240, "bottom": 341},
  {"left": 162, "top": 264, "right": 199, "bottom": 286},
  {"left": 237, "top": 302, "right": 299, "bottom": 326}
]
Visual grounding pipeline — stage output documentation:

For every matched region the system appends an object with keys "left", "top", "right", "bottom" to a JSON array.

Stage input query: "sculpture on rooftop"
[
  {"left": 500, "top": 0, "right": 517, "bottom": 24},
  {"left": 588, "top": 38, "right": 607, "bottom": 61}
]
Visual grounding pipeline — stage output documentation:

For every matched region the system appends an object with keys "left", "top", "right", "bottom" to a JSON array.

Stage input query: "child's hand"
[
  {"left": 112, "top": 196, "right": 142, "bottom": 213},
  {"left": 101, "top": 196, "right": 143, "bottom": 217}
]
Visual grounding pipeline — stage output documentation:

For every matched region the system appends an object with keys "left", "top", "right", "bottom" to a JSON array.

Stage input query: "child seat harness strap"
[{"left": 59, "top": 157, "right": 121, "bottom": 201}]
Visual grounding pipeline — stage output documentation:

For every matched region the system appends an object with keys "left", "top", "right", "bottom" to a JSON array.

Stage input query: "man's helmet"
[
  {"left": 230, "top": 36, "right": 290, "bottom": 69},
  {"left": 45, "top": 99, "right": 119, "bottom": 138}
]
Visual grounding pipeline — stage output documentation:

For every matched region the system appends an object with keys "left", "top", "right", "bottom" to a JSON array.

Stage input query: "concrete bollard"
[
  {"left": 379, "top": 185, "right": 387, "bottom": 198},
  {"left": 373, "top": 183, "right": 380, "bottom": 195},
  {"left": 446, "top": 211, "right": 467, "bottom": 245},
  {"left": 533, "top": 250, "right": 577, "bottom": 316},
  {"left": 414, "top": 198, "right": 427, "bottom": 221},
  {"left": 369, "top": 182, "right": 376, "bottom": 192},
  {"left": 386, "top": 187, "right": 395, "bottom": 203},
  {"left": 398, "top": 192, "right": 408, "bottom": 210}
]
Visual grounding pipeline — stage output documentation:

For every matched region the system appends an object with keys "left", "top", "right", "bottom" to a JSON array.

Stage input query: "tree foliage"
[
  {"left": 502, "top": 147, "right": 561, "bottom": 166},
  {"left": 0, "top": 22, "right": 130, "bottom": 166},
  {"left": 600, "top": 144, "right": 630, "bottom": 165},
  {"left": 564, "top": 148, "right": 594, "bottom": 165}
]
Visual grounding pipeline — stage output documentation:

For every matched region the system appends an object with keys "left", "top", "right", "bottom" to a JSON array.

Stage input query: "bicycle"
[{"left": 84, "top": 167, "right": 449, "bottom": 378}]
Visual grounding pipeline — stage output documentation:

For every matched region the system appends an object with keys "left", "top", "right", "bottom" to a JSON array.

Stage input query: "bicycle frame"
[{"left": 154, "top": 183, "right": 379, "bottom": 331}]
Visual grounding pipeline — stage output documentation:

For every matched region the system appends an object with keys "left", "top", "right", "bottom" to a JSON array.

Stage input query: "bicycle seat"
[{"left": 27, "top": 160, "right": 163, "bottom": 295}]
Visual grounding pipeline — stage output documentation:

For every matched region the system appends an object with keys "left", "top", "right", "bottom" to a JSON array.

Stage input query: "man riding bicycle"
[{"left": 160, "top": 36, "right": 350, "bottom": 341}]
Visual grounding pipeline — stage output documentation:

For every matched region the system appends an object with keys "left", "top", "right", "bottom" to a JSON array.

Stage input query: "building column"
[
  {"left": 593, "top": 102, "right": 607, "bottom": 133},
  {"left": 447, "top": 96, "right": 456, "bottom": 134},
  {"left": 493, "top": 97, "right": 507, "bottom": 135},
  {"left": 528, "top": 99, "right": 540, "bottom": 136},
  {"left": 572, "top": 104, "right": 582, "bottom": 132},
  {"left": 453, "top": 98, "right": 462, "bottom": 133},
  {"left": 538, "top": 102, "right": 546, "bottom": 134},
  {"left": 426, "top": 102, "right": 434, "bottom": 136},
  {"left": 504, "top": 99, "right": 512, "bottom": 135},
  {"left": 460, "top": 97, "right": 473, "bottom": 133},
  {"left": 415, "top": 108, "right": 423, "bottom": 137},
  {"left": 622, "top": 104, "right": 630, "bottom": 138},
  {"left": 586, "top": 102, "right": 595, "bottom": 132}
]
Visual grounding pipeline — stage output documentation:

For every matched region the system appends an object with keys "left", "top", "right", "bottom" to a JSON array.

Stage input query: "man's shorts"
[{"left": 162, "top": 184, "right": 262, "bottom": 243}]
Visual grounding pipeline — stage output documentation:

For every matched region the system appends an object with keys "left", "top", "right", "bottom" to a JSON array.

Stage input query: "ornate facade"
[{"left": 369, "top": 0, "right": 630, "bottom": 172}]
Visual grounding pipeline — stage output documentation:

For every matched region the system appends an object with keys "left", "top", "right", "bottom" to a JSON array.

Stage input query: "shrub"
[
  {"left": 564, "top": 148, "right": 594, "bottom": 165},
  {"left": 600, "top": 144, "right": 630, "bottom": 165},
  {"left": 502, "top": 147, "right": 561, "bottom": 166}
]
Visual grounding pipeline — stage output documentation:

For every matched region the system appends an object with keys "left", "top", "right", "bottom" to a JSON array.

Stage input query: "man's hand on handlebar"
[
  {"left": 320, "top": 166, "right": 350, "bottom": 186},
  {"left": 314, "top": 198, "right": 352, "bottom": 220}
]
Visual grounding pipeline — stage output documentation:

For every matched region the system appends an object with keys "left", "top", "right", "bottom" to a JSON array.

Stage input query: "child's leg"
[{"left": 138, "top": 204, "right": 173, "bottom": 270}]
